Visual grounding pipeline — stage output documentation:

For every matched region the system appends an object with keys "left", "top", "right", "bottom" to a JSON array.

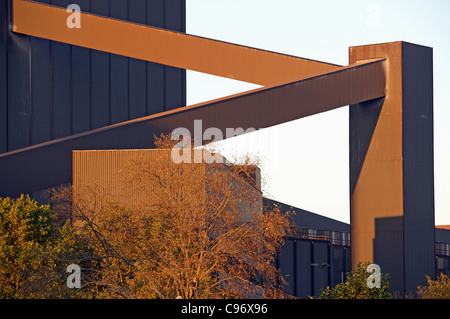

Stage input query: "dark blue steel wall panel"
[
  {"left": 129, "top": 60, "right": 147, "bottom": 119},
  {"left": 91, "top": 50, "right": 110, "bottom": 129},
  {"left": 90, "top": 0, "right": 110, "bottom": 130},
  {"left": 401, "top": 42, "right": 435, "bottom": 293},
  {"left": 7, "top": 33, "right": 30, "bottom": 151},
  {"left": 71, "top": 46, "right": 91, "bottom": 134},
  {"left": 129, "top": 0, "right": 147, "bottom": 120},
  {"left": 90, "top": 0, "right": 108, "bottom": 15},
  {"left": 110, "top": 55, "right": 129, "bottom": 124},
  {"left": 1, "top": 0, "right": 186, "bottom": 153},
  {"left": 165, "top": 0, "right": 186, "bottom": 32},
  {"left": 129, "top": 0, "right": 146, "bottom": 24},
  {"left": 51, "top": 42, "right": 71, "bottom": 139},
  {"left": 312, "top": 242, "right": 329, "bottom": 296},
  {"left": 278, "top": 237, "right": 349, "bottom": 298},
  {"left": 296, "top": 241, "right": 312, "bottom": 298},
  {"left": 278, "top": 239, "right": 295, "bottom": 295},
  {"left": 30, "top": 37, "right": 51, "bottom": 144},
  {"left": 0, "top": 0, "right": 8, "bottom": 153},
  {"left": 146, "top": 0, "right": 165, "bottom": 115},
  {"left": 71, "top": 0, "right": 91, "bottom": 134},
  {"left": 164, "top": 0, "right": 186, "bottom": 111},
  {"left": 147, "top": 62, "right": 165, "bottom": 115},
  {"left": 50, "top": 0, "right": 70, "bottom": 8},
  {"left": 110, "top": 0, "right": 130, "bottom": 125},
  {"left": 165, "top": 65, "right": 185, "bottom": 111},
  {"left": 147, "top": 0, "right": 165, "bottom": 27},
  {"left": 50, "top": 0, "right": 72, "bottom": 138}
]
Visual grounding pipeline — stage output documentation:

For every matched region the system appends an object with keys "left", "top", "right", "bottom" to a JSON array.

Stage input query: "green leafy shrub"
[
  {"left": 417, "top": 273, "right": 450, "bottom": 299},
  {"left": 318, "top": 261, "right": 392, "bottom": 299},
  {"left": 0, "top": 195, "right": 89, "bottom": 298}
]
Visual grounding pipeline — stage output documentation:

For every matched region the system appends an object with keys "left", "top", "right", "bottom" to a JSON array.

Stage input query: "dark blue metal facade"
[
  {"left": 265, "top": 199, "right": 351, "bottom": 298},
  {"left": 0, "top": 0, "right": 186, "bottom": 153},
  {"left": 271, "top": 198, "right": 450, "bottom": 298}
]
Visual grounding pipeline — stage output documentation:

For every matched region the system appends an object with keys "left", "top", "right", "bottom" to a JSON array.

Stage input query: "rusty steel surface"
[
  {"left": 0, "top": 59, "right": 385, "bottom": 197},
  {"left": 12, "top": 0, "right": 341, "bottom": 86}
]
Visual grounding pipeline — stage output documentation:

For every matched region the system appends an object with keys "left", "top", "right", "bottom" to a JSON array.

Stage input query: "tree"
[
  {"left": 0, "top": 195, "right": 89, "bottom": 298},
  {"left": 51, "top": 134, "right": 294, "bottom": 299},
  {"left": 417, "top": 273, "right": 450, "bottom": 299},
  {"left": 318, "top": 262, "right": 392, "bottom": 299}
]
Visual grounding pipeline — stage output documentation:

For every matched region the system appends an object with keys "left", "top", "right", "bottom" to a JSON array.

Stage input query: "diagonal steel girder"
[
  {"left": 11, "top": 0, "right": 341, "bottom": 86},
  {"left": 0, "top": 0, "right": 386, "bottom": 197},
  {"left": 0, "top": 60, "right": 385, "bottom": 197}
]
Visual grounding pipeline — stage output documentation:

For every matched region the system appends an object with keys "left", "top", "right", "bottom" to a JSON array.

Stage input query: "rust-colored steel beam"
[
  {"left": 12, "top": 0, "right": 341, "bottom": 86},
  {"left": 0, "top": 59, "right": 385, "bottom": 197}
]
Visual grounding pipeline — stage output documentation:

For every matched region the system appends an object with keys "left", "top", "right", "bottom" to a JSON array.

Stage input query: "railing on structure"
[
  {"left": 290, "top": 228, "right": 351, "bottom": 246},
  {"left": 436, "top": 242, "right": 450, "bottom": 257}
]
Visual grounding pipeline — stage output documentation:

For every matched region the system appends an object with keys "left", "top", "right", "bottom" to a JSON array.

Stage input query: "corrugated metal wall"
[
  {"left": 72, "top": 149, "right": 197, "bottom": 208},
  {"left": 0, "top": 0, "right": 186, "bottom": 153},
  {"left": 279, "top": 235, "right": 351, "bottom": 298},
  {"left": 72, "top": 149, "right": 263, "bottom": 227}
]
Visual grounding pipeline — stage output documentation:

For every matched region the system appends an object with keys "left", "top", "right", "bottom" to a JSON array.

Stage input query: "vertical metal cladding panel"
[
  {"left": 296, "top": 240, "right": 312, "bottom": 298},
  {"left": 164, "top": 0, "right": 186, "bottom": 111},
  {"left": 278, "top": 239, "right": 295, "bottom": 295},
  {"left": 1, "top": 0, "right": 186, "bottom": 153},
  {"left": 312, "top": 242, "right": 329, "bottom": 296},
  {"left": 7, "top": 31, "right": 30, "bottom": 151},
  {"left": 71, "top": 45, "right": 91, "bottom": 134},
  {"left": 401, "top": 42, "right": 435, "bottom": 292},
  {"left": 146, "top": 0, "right": 165, "bottom": 115},
  {"left": 0, "top": 0, "right": 8, "bottom": 153},
  {"left": 71, "top": 0, "right": 91, "bottom": 135},
  {"left": 109, "top": 0, "right": 129, "bottom": 125},
  {"left": 51, "top": 41, "right": 71, "bottom": 139},
  {"left": 67, "top": 0, "right": 91, "bottom": 131},
  {"left": 90, "top": 0, "right": 110, "bottom": 130},
  {"left": 30, "top": 37, "right": 51, "bottom": 144},
  {"left": 50, "top": 0, "right": 74, "bottom": 138},
  {"left": 110, "top": 53, "right": 129, "bottom": 124},
  {"left": 129, "top": 0, "right": 148, "bottom": 120},
  {"left": 90, "top": 48, "right": 110, "bottom": 129}
]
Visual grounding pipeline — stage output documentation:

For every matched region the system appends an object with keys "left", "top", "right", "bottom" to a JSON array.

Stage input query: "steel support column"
[{"left": 349, "top": 42, "right": 435, "bottom": 294}]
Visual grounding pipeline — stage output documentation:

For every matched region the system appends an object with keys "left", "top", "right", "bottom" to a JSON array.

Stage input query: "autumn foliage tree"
[
  {"left": 417, "top": 273, "right": 450, "bottom": 299},
  {"left": 51, "top": 134, "right": 294, "bottom": 299}
]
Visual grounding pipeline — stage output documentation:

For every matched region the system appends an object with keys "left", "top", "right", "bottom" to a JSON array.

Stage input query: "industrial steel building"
[
  {"left": 1, "top": 0, "right": 450, "bottom": 298},
  {"left": 273, "top": 200, "right": 450, "bottom": 298}
]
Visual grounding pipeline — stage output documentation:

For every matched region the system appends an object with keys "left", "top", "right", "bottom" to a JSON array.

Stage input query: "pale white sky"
[{"left": 185, "top": 0, "right": 450, "bottom": 225}]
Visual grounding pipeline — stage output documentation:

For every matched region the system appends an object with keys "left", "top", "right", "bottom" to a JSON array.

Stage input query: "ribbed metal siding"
[
  {"left": 72, "top": 149, "right": 261, "bottom": 228},
  {"left": 0, "top": 0, "right": 186, "bottom": 153},
  {"left": 73, "top": 149, "right": 207, "bottom": 209}
]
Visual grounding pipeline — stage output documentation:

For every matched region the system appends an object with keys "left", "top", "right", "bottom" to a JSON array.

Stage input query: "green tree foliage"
[
  {"left": 417, "top": 273, "right": 450, "bottom": 299},
  {"left": 0, "top": 195, "right": 89, "bottom": 298},
  {"left": 318, "top": 262, "right": 392, "bottom": 299}
]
